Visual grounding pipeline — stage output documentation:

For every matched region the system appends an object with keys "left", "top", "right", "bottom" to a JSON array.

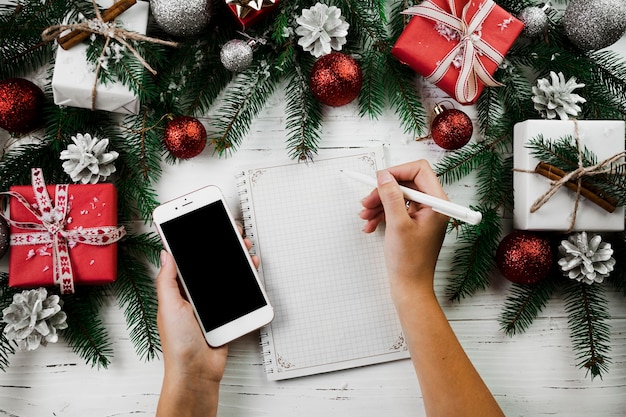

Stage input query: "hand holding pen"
[{"left": 342, "top": 164, "right": 481, "bottom": 226}]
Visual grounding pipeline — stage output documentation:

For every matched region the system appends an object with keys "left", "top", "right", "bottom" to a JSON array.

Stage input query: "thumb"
[
  {"left": 376, "top": 170, "right": 408, "bottom": 225},
  {"left": 156, "top": 250, "right": 183, "bottom": 305}
]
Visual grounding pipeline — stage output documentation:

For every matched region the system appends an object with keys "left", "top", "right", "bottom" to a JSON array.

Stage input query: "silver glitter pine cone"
[
  {"left": 150, "top": 0, "right": 212, "bottom": 37},
  {"left": 2, "top": 288, "right": 68, "bottom": 351},
  {"left": 558, "top": 232, "right": 616, "bottom": 285},
  {"left": 60, "top": 133, "right": 119, "bottom": 184},
  {"left": 220, "top": 39, "right": 254, "bottom": 72},
  {"left": 563, "top": 0, "right": 626, "bottom": 51}
]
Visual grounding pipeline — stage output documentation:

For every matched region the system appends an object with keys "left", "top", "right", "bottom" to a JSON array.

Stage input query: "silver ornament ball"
[
  {"left": 518, "top": 6, "right": 549, "bottom": 38},
  {"left": 563, "top": 0, "right": 626, "bottom": 51},
  {"left": 220, "top": 39, "right": 254, "bottom": 72},
  {"left": 150, "top": 0, "right": 212, "bottom": 37}
]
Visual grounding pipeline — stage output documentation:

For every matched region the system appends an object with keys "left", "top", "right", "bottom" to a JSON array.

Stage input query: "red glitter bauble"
[
  {"left": 496, "top": 231, "right": 553, "bottom": 285},
  {"left": 0, "top": 78, "right": 45, "bottom": 134},
  {"left": 431, "top": 105, "right": 473, "bottom": 150},
  {"left": 309, "top": 52, "right": 363, "bottom": 107},
  {"left": 163, "top": 116, "right": 207, "bottom": 159}
]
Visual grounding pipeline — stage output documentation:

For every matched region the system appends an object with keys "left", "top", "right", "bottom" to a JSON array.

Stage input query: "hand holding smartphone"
[{"left": 153, "top": 185, "right": 274, "bottom": 347}]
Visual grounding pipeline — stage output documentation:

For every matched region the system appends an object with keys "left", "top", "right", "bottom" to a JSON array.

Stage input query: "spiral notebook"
[{"left": 237, "top": 148, "right": 409, "bottom": 381}]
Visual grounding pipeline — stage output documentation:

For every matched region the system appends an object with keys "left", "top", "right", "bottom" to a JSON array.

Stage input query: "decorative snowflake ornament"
[
  {"left": 2, "top": 288, "right": 68, "bottom": 351},
  {"left": 60, "top": 133, "right": 119, "bottom": 184},
  {"left": 295, "top": 3, "right": 349, "bottom": 58},
  {"left": 558, "top": 232, "right": 615, "bottom": 285},
  {"left": 532, "top": 71, "right": 586, "bottom": 120}
]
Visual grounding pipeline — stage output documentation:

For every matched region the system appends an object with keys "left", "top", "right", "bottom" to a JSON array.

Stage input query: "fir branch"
[
  {"left": 0, "top": 272, "right": 17, "bottom": 371},
  {"left": 113, "top": 111, "right": 164, "bottom": 222},
  {"left": 475, "top": 148, "right": 506, "bottom": 208},
  {"left": 156, "top": 39, "right": 232, "bottom": 116},
  {"left": 499, "top": 275, "right": 560, "bottom": 336},
  {"left": 434, "top": 142, "right": 491, "bottom": 185},
  {"left": 61, "top": 286, "right": 113, "bottom": 369},
  {"left": 587, "top": 50, "right": 626, "bottom": 106},
  {"left": 358, "top": 49, "right": 387, "bottom": 120},
  {"left": 446, "top": 207, "right": 502, "bottom": 301},
  {"left": 605, "top": 232, "right": 626, "bottom": 296},
  {"left": 114, "top": 241, "right": 161, "bottom": 362},
  {"left": 382, "top": 54, "right": 426, "bottom": 135},
  {"left": 338, "top": 0, "right": 388, "bottom": 46},
  {"left": 211, "top": 61, "right": 280, "bottom": 155},
  {"left": 562, "top": 280, "right": 612, "bottom": 379},
  {"left": 283, "top": 49, "right": 324, "bottom": 161},
  {"left": 387, "top": 0, "right": 415, "bottom": 40},
  {"left": 0, "top": 0, "right": 89, "bottom": 78}
]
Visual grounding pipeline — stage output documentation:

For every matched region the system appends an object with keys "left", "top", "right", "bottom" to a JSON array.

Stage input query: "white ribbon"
[{"left": 403, "top": 0, "right": 505, "bottom": 103}]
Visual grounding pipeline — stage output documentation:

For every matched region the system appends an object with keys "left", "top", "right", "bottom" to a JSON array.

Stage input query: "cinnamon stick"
[
  {"left": 58, "top": 0, "right": 137, "bottom": 50},
  {"left": 534, "top": 161, "right": 618, "bottom": 213}
]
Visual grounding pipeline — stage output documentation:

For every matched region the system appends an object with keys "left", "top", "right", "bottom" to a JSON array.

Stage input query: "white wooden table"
[{"left": 2, "top": 52, "right": 626, "bottom": 417}]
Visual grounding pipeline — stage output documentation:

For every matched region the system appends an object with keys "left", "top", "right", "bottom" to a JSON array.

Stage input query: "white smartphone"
[{"left": 152, "top": 185, "right": 274, "bottom": 347}]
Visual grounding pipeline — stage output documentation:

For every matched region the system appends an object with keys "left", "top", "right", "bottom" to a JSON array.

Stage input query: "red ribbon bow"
[
  {"left": 402, "top": 0, "right": 506, "bottom": 104},
  {"left": 2, "top": 168, "right": 126, "bottom": 294}
]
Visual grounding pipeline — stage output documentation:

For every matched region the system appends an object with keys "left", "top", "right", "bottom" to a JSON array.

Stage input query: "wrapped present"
[
  {"left": 5, "top": 169, "right": 126, "bottom": 294},
  {"left": 513, "top": 120, "right": 626, "bottom": 232},
  {"left": 226, "top": 0, "right": 279, "bottom": 29},
  {"left": 391, "top": 0, "right": 524, "bottom": 104},
  {"left": 51, "top": 0, "right": 150, "bottom": 114}
]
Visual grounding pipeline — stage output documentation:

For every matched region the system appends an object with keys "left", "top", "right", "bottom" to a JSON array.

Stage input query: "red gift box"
[
  {"left": 7, "top": 169, "right": 125, "bottom": 293},
  {"left": 391, "top": 0, "right": 523, "bottom": 104},
  {"left": 227, "top": 0, "right": 279, "bottom": 30}
]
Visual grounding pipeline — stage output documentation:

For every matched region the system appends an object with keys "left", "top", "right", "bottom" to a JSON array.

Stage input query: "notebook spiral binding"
[
  {"left": 236, "top": 173, "right": 257, "bottom": 256},
  {"left": 237, "top": 171, "right": 274, "bottom": 375}
]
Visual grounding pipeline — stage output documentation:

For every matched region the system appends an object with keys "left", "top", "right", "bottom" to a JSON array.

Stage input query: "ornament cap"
[{"left": 433, "top": 103, "right": 447, "bottom": 116}]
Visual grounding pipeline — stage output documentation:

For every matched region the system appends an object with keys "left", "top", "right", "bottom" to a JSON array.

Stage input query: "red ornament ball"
[
  {"left": 0, "top": 78, "right": 45, "bottom": 134},
  {"left": 496, "top": 231, "right": 553, "bottom": 285},
  {"left": 163, "top": 116, "right": 207, "bottom": 159},
  {"left": 309, "top": 52, "right": 363, "bottom": 107},
  {"left": 431, "top": 105, "right": 473, "bottom": 150}
]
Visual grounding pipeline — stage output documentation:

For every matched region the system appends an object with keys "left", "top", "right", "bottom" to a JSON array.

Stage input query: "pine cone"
[
  {"left": 532, "top": 71, "right": 586, "bottom": 120},
  {"left": 558, "top": 232, "right": 615, "bottom": 285},
  {"left": 60, "top": 133, "right": 119, "bottom": 184},
  {"left": 2, "top": 288, "right": 68, "bottom": 351},
  {"left": 295, "top": 3, "right": 349, "bottom": 58}
]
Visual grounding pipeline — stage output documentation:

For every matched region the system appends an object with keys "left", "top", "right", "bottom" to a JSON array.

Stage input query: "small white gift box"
[
  {"left": 51, "top": 0, "right": 149, "bottom": 114},
  {"left": 513, "top": 119, "right": 625, "bottom": 232}
]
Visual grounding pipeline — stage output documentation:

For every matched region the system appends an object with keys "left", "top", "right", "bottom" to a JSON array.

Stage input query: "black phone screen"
[{"left": 159, "top": 200, "right": 268, "bottom": 331}]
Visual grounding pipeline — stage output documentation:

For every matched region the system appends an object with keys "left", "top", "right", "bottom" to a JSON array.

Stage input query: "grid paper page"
[{"left": 240, "top": 150, "right": 409, "bottom": 380}]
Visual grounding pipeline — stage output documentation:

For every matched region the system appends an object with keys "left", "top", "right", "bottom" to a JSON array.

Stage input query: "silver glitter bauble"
[
  {"left": 150, "top": 0, "right": 212, "bottom": 37},
  {"left": 220, "top": 39, "right": 253, "bottom": 72},
  {"left": 563, "top": 0, "right": 626, "bottom": 51},
  {"left": 518, "top": 6, "right": 549, "bottom": 38}
]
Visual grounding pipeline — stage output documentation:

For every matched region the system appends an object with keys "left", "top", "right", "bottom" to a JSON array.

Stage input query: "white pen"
[{"left": 341, "top": 169, "right": 482, "bottom": 225}]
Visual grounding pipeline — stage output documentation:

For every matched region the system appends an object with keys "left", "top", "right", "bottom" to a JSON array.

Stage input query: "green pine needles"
[{"left": 1, "top": 0, "right": 626, "bottom": 379}]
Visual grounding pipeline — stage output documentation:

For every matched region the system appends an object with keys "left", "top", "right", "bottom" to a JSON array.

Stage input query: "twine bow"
[
  {"left": 402, "top": 0, "right": 505, "bottom": 104},
  {"left": 520, "top": 120, "right": 626, "bottom": 232},
  {"left": 41, "top": 0, "right": 178, "bottom": 110},
  {"left": 1, "top": 168, "right": 126, "bottom": 294}
]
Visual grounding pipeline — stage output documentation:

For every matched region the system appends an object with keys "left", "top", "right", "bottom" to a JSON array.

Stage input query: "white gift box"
[
  {"left": 51, "top": 0, "right": 149, "bottom": 114},
  {"left": 513, "top": 119, "right": 625, "bottom": 232}
]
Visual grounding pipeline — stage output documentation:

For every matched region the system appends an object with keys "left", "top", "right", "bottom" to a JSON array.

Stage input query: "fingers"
[
  {"left": 387, "top": 159, "right": 448, "bottom": 200},
  {"left": 375, "top": 170, "right": 411, "bottom": 227}
]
